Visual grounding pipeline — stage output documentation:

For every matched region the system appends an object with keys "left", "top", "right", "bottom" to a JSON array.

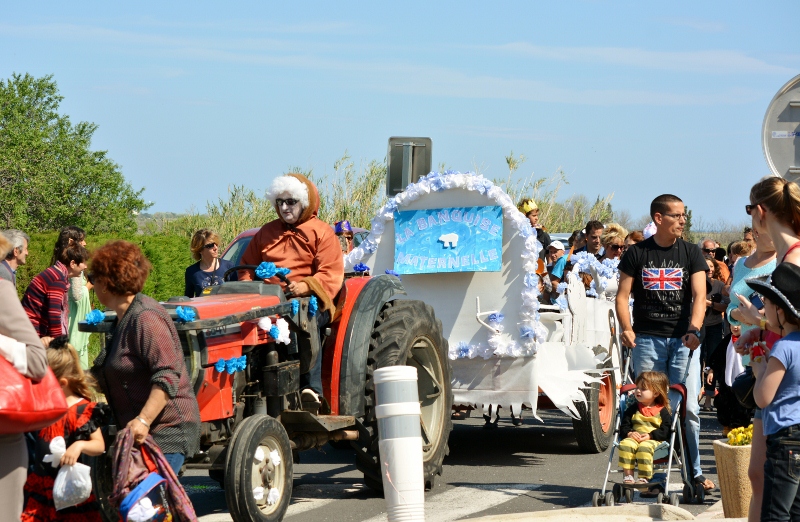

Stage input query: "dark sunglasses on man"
[{"left": 702, "top": 248, "right": 715, "bottom": 254}]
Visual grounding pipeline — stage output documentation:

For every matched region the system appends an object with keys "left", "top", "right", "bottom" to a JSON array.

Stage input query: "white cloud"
[
  {"left": 0, "top": 22, "right": 773, "bottom": 106},
  {"left": 489, "top": 42, "right": 797, "bottom": 75},
  {"left": 661, "top": 17, "right": 726, "bottom": 34}
]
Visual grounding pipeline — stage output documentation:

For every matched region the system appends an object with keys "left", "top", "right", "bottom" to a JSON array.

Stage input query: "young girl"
[
  {"left": 749, "top": 263, "right": 800, "bottom": 521},
  {"left": 619, "top": 371, "right": 673, "bottom": 484},
  {"left": 21, "top": 336, "right": 109, "bottom": 521}
]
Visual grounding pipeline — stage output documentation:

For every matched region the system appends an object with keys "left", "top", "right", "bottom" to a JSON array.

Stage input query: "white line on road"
[
  {"left": 198, "top": 483, "right": 367, "bottom": 522},
  {"left": 360, "top": 483, "right": 541, "bottom": 522}
]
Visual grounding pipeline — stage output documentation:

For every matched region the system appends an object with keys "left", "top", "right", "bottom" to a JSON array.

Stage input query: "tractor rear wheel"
[
  {"left": 354, "top": 299, "right": 453, "bottom": 493},
  {"left": 89, "top": 453, "right": 117, "bottom": 522},
  {"left": 572, "top": 349, "right": 617, "bottom": 453}
]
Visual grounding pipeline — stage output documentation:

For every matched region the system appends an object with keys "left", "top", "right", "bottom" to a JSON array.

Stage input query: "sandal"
[
  {"left": 695, "top": 475, "right": 716, "bottom": 492},
  {"left": 635, "top": 478, "right": 649, "bottom": 484},
  {"left": 623, "top": 475, "right": 635, "bottom": 484}
]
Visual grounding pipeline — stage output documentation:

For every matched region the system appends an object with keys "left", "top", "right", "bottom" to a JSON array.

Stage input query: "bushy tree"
[{"left": 0, "top": 73, "right": 148, "bottom": 233}]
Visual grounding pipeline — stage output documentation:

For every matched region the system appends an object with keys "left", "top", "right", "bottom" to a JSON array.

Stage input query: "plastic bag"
[{"left": 53, "top": 462, "right": 93, "bottom": 511}]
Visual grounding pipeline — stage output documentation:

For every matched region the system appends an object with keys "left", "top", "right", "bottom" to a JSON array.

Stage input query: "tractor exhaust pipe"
[{"left": 290, "top": 429, "right": 358, "bottom": 451}]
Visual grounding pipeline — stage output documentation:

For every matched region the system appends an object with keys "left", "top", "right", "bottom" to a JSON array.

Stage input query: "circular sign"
[{"left": 763, "top": 74, "right": 800, "bottom": 182}]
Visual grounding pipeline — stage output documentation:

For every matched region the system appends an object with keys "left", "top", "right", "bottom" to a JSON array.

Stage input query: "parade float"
[{"left": 344, "top": 169, "right": 622, "bottom": 452}]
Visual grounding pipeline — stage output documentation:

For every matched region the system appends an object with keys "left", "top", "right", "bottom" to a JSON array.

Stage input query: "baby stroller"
[{"left": 591, "top": 349, "right": 705, "bottom": 507}]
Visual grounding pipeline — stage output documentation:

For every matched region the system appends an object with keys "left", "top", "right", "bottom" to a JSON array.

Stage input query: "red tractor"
[{"left": 84, "top": 265, "right": 452, "bottom": 521}]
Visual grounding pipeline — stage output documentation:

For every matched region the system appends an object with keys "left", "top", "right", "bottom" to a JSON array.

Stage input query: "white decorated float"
[{"left": 345, "top": 171, "right": 622, "bottom": 452}]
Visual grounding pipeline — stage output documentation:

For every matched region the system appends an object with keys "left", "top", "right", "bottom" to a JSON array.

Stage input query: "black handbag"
[{"left": 732, "top": 366, "right": 758, "bottom": 410}]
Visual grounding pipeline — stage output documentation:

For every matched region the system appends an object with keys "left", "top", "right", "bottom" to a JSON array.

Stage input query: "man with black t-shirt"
[{"left": 616, "top": 194, "right": 713, "bottom": 494}]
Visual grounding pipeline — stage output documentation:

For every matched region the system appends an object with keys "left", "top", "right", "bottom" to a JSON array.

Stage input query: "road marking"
[
  {"left": 197, "top": 483, "right": 367, "bottom": 521},
  {"left": 360, "top": 483, "right": 541, "bottom": 522}
]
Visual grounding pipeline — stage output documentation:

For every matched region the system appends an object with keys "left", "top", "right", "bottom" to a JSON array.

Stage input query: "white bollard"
[{"left": 374, "top": 366, "right": 425, "bottom": 522}]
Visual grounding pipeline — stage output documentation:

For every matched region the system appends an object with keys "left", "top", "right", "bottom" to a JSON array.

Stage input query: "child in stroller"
[{"left": 619, "top": 371, "right": 673, "bottom": 485}]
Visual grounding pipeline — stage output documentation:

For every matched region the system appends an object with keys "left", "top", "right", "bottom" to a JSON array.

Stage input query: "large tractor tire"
[
  {"left": 90, "top": 453, "right": 118, "bottom": 522},
  {"left": 224, "top": 414, "right": 293, "bottom": 522},
  {"left": 354, "top": 299, "right": 453, "bottom": 493},
  {"left": 572, "top": 348, "right": 617, "bottom": 453}
]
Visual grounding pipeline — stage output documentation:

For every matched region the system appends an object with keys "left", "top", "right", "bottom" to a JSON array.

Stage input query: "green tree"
[{"left": 0, "top": 73, "right": 148, "bottom": 233}]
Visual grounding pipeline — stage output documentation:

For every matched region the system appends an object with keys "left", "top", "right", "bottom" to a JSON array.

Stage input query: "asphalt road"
[{"left": 183, "top": 408, "right": 724, "bottom": 521}]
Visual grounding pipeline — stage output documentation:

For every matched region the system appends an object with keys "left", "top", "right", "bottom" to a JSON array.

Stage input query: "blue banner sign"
[{"left": 394, "top": 206, "right": 503, "bottom": 274}]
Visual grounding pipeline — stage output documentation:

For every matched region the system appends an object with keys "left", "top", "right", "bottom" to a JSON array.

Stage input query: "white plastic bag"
[{"left": 53, "top": 462, "right": 93, "bottom": 511}]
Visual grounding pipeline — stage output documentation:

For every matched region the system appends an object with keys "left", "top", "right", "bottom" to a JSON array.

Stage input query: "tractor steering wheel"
[{"left": 223, "top": 265, "right": 294, "bottom": 298}]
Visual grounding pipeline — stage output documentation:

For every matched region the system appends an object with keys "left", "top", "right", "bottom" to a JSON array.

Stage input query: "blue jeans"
[
  {"left": 762, "top": 425, "right": 800, "bottom": 521},
  {"left": 632, "top": 334, "right": 703, "bottom": 480},
  {"left": 163, "top": 453, "right": 185, "bottom": 475}
]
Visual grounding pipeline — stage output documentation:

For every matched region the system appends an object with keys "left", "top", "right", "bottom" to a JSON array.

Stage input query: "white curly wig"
[{"left": 267, "top": 175, "right": 310, "bottom": 208}]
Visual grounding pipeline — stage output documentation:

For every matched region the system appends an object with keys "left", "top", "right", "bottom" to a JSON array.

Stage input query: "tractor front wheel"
[
  {"left": 224, "top": 414, "right": 293, "bottom": 522},
  {"left": 354, "top": 299, "right": 453, "bottom": 493}
]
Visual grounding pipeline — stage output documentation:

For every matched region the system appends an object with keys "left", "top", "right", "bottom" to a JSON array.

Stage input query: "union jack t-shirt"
[
  {"left": 642, "top": 267, "right": 684, "bottom": 291},
  {"left": 618, "top": 237, "right": 708, "bottom": 338}
]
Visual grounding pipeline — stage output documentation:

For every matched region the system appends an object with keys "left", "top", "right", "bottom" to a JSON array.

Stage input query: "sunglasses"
[
  {"left": 702, "top": 248, "right": 715, "bottom": 253},
  {"left": 203, "top": 243, "right": 217, "bottom": 249},
  {"left": 745, "top": 203, "right": 759, "bottom": 215},
  {"left": 608, "top": 244, "right": 625, "bottom": 251},
  {"left": 276, "top": 198, "right": 299, "bottom": 207}
]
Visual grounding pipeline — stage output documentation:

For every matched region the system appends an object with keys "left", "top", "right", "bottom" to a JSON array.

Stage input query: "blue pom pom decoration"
[
  {"left": 291, "top": 300, "right": 300, "bottom": 316},
  {"left": 384, "top": 269, "right": 401, "bottom": 280},
  {"left": 255, "top": 262, "right": 277, "bottom": 279},
  {"left": 308, "top": 295, "right": 318, "bottom": 317},
  {"left": 176, "top": 306, "right": 196, "bottom": 322},
  {"left": 353, "top": 263, "right": 370, "bottom": 273},
  {"left": 487, "top": 313, "right": 504, "bottom": 323},
  {"left": 276, "top": 267, "right": 290, "bottom": 277},
  {"left": 270, "top": 325, "right": 281, "bottom": 341},
  {"left": 520, "top": 326, "right": 536, "bottom": 339},
  {"left": 85, "top": 309, "right": 105, "bottom": 325},
  {"left": 215, "top": 356, "right": 246, "bottom": 374}
]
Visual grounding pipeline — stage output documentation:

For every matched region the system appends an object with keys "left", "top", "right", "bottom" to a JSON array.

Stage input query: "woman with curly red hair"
[{"left": 89, "top": 240, "right": 200, "bottom": 474}]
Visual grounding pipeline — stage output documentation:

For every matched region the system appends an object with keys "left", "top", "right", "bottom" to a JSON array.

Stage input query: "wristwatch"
[{"left": 686, "top": 329, "right": 701, "bottom": 339}]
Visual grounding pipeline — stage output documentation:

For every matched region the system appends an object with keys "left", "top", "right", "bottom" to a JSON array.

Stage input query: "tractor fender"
[{"left": 338, "top": 275, "right": 406, "bottom": 417}]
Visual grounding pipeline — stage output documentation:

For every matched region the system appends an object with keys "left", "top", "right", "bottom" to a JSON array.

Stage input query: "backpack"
[{"left": 111, "top": 427, "right": 198, "bottom": 522}]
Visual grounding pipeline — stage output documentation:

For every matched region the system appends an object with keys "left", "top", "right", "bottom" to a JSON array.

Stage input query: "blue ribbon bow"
[
  {"left": 176, "top": 306, "right": 196, "bottom": 322},
  {"left": 291, "top": 300, "right": 300, "bottom": 316},
  {"left": 85, "top": 309, "right": 105, "bottom": 325},
  {"left": 308, "top": 296, "right": 318, "bottom": 317},
  {"left": 384, "top": 269, "right": 401, "bottom": 280},
  {"left": 215, "top": 356, "right": 247, "bottom": 374},
  {"left": 270, "top": 325, "right": 281, "bottom": 341},
  {"left": 353, "top": 263, "right": 370, "bottom": 273}
]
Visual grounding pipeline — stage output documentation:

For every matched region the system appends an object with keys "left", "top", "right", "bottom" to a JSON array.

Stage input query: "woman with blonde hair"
[
  {"left": 733, "top": 175, "right": 800, "bottom": 521},
  {"left": 599, "top": 223, "right": 628, "bottom": 262},
  {"left": 184, "top": 229, "right": 236, "bottom": 297}
]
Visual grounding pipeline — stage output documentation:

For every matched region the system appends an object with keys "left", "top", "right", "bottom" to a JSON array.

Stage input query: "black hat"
[{"left": 746, "top": 263, "right": 800, "bottom": 320}]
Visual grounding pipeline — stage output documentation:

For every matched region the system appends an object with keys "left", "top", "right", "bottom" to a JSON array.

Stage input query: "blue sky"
[{"left": 2, "top": 2, "right": 799, "bottom": 228}]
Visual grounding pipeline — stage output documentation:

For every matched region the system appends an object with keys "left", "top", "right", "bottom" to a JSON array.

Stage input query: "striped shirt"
[
  {"left": 21, "top": 262, "right": 69, "bottom": 338},
  {"left": 92, "top": 293, "right": 200, "bottom": 456}
]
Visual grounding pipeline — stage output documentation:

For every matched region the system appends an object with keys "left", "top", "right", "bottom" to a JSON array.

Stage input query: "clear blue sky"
[{"left": 2, "top": 3, "right": 799, "bottom": 227}]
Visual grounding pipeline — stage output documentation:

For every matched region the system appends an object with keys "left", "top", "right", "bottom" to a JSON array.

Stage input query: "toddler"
[
  {"left": 21, "top": 336, "right": 109, "bottom": 521},
  {"left": 619, "top": 371, "right": 673, "bottom": 484}
]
